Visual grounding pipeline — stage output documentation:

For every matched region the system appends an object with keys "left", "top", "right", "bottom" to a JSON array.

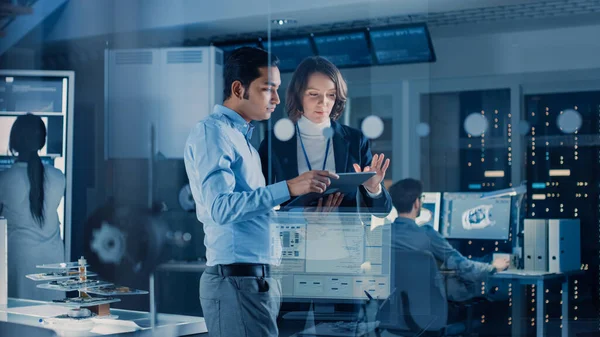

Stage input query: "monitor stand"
[{"left": 282, "top": 303, "right": 358, "bottom": 321}]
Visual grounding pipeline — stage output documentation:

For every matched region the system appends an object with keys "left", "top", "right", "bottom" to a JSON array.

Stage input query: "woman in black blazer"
[{"left": 258, "top": 56, "right": 392, "bottom": 214}]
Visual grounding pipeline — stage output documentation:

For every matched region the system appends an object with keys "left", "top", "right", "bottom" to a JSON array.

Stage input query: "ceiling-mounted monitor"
[
  {"left": 265, "top": 36, "right": 315, "bottom": 72},
  {"left": 368, "top": 23, "right": 436, "bottom": 65},
  {"left": 313, "top": 31, "right": 373, "bottom": 68}
]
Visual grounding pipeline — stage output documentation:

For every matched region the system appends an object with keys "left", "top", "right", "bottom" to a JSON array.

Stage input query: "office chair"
[
  {"left": 377, "top": 250, "right": 482, "bottom": 337},
  {"left": 0, "top": 320, "right": 58, "bottom": 337}
]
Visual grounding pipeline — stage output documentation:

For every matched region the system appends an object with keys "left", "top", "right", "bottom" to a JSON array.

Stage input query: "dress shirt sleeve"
[
  {"left": 425, "top": 227, "right": 496, "bottom": 282},
  {"left": 184, "top": 122, "right": 290, "bottom": 225}
]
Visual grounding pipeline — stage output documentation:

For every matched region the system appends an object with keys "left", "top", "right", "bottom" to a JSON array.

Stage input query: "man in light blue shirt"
[{"left": 184, "top": 47, "right": 338, "bottom": 337}]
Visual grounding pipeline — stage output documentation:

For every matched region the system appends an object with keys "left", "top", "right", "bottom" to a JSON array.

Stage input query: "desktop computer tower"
[{"left": 524, "top": 219, "right": 580, "bottom": 272}]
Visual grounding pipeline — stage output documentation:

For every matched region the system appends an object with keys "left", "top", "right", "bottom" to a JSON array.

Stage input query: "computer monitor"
[
  {"left": 415, "top": 192, "right": 441, "bottom": 231},
  {"left": 441, "top": 192, "right": 511, "bottom": 240},
  {"left": 368, "top": 23, "right": 436, "bottom": 65},
  {"left": 266, "top": 37, "right": 315, "bottom": 72},
  {"left": 271, "top": 211, "right": 392, "bottom": 304},
  {"left": 313, "top": 31, "right": 373, "bottom": 68}
]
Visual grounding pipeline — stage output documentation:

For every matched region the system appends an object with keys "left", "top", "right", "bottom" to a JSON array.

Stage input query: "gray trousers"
[{"left": 199, "top": 271, "right": 281, "bottom": 337}]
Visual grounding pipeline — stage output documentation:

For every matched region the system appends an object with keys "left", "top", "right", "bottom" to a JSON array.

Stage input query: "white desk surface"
[{"left": 0, "top": 298, "right": 207, "bottom": 336}]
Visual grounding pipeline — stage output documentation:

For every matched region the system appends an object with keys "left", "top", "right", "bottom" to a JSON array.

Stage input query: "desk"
[
  {"left": 493, "top": 271, "right": 581, "bottom": 337},
  {"left": 0, "top": 298, "right": 207, "bottom": 336}
]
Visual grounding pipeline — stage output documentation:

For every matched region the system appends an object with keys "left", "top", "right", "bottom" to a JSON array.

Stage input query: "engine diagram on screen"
[{"left": 462, "top": 204, "right": 495, "bottom": 230}]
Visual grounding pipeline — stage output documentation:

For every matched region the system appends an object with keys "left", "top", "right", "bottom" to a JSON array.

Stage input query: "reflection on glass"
[
  {"left": 360, "top": 115, "right": 384, "bottom": 139},
  {"left": 463, "top": 113, "right": 488, "bottom": 137},
  {"left": 416, "top": 122, "right": 431, "bottom": 137},
  {"left": 271, "top": 211, "right": 392, "bottom": 300},
  {"left": 274, "top": 118, "right": 295, "bottom": 141},
  {"left": 557, "top": 108, "right": 582, "bottom": 134}
]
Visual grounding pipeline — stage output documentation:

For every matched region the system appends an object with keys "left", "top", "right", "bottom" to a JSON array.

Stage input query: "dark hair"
[
  {"left": 9, "top": 113, "right": 46, "bottom": 226},
  {"left": 223, "top": 47, "right": 280, "bottom": 101},
  {"left": 389, "top": 179, "right": 423, "bottom": 214},
  {"left": 286, "top": 56, "right": 348, "bottom": 122}
]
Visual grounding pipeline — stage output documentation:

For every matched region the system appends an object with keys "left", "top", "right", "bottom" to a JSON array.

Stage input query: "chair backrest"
[
  {"left": 0, "top": 320, "right": 57, "bottom": 337},
  {"left": 378, "top": 249, "right": 448, "bottom": 332}
]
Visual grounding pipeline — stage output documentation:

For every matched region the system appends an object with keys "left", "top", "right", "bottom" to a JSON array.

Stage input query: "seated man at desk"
[{"left": 389, "top": 179, "right": 509, "bottom": 301}]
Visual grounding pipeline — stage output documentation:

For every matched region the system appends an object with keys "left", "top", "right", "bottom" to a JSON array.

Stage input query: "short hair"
[
  {"left": 389, "top": 179, "right": 423, "bottom": 214},
  {"left": 223, "top": 47, "right": 280, "bottom": 101},
  {"left": 286, "top": 56, "right": 347, "bottom": 122}
]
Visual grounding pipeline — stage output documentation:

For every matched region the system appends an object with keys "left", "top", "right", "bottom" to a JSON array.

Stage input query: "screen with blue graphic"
[
  {"left": 313, "top": 32, "right": 372, "bottom": 67},
  {"left": 415, "top": 192, "right": 441, "bottom": 231},
  {"left": 268, "top": 37, "right": 314, "bottom": 72},
  {"left": 369, "top": 23, "right": 435, "bottom": 65},
  {"left": 442, "top": 193, "right": 511, "bottom": 240}
]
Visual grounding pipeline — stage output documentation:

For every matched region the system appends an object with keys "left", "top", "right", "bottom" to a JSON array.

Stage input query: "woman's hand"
[
  {"left": 353, "top": 153, "right": 390, "bottom": 194},
  {"left": 315, "top": 192, "right": 344, "bottom": 213},
  {"left": 303, "top": 193, "right": 344, "bottom": 222}
]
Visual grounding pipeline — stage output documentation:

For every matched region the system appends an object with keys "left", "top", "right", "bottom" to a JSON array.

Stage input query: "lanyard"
[{"left": 296, "top": 124, "right": 331, "bottom": 171}]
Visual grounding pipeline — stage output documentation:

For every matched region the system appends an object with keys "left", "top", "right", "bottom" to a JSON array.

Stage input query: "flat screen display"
[
  {"left": 369, "top": 23, "right": 436, "bottom": 64},
  {"left": 267, "top": 37, "right": 314, "bottom": 72},
  {"left": 313, "top": 32, "right": 372, "bottom": 67}
]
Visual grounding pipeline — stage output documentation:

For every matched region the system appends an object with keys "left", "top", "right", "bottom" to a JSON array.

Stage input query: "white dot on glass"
[
  {"left": 273, "top": 118, "right": 295, "bottom": 141},
  {"left": 464, "top": 113, "right": 488, "bottom": 137},
  {"left": 519, "top": 120, "right": 530, "bottom": 135},
  {"left": 416, "top": 123, "right": 430, "bottom": 137},
  {"left": 322, "top": 126, "right": 334, "bottom": 139},
  {"left": 557, "top": 109, "right": 582, "bottom": 134},
  {"left": 361, "top": 115, "right": 384, "bottom": 139}
]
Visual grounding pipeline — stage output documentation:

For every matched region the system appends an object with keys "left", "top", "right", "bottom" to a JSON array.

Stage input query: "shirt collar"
[
  {"left": 394, "top": 216, "right": 418, "bottom": 227},
  {"left": 214, "top": 104, "right": 254, "bottom": 140}
]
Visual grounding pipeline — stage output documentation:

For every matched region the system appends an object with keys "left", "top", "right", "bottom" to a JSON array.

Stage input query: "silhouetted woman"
[{"left": 0, "top": 114, "right": 65, "bottom": 300}]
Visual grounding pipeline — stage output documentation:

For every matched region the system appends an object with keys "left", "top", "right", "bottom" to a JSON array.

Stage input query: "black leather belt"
[{"left": 205, "top": 263, "right": 270, "bottom": 277}]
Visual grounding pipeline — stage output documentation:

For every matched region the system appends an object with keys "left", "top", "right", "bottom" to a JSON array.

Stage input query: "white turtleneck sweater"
[
  {"left": 296, "top": 115, "right": 382, "bottom": 197},
  {"left": 296, "top": 115, "right": 336, "bottom": 175}
]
